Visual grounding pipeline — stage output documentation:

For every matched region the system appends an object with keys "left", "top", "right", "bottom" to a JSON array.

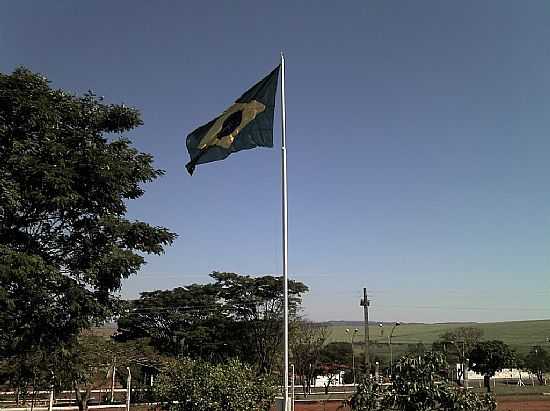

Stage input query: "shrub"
[
  {"left": 347, "top": 352, "right": 496, "bottom": 411},
  {"left": 153, "top": 358, "right": 277, "bottom": 411}
]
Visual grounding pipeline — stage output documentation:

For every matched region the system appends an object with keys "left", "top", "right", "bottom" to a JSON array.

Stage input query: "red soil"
[
  {"left": 497, "top": 396, "right": 550, "bottom": 411},
  {"left": 284, "top": 396, "right": 550, "bottom": 411}
]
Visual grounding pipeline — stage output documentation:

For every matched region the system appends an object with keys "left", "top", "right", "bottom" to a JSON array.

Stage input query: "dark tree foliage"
[
  {"left": 406, "top": 342, "right": 426, "bottom": 355},
  {"left": 319, "top": 342, "right": 353, "bottom": 367},
  {"left": 523, "top": 345, "right": 550, "bottom": 385},
  {"left": 468, "top": 340, "right": 514, "bottom": 392},
  {"left": 116, "top": 284, "right": 228, "bottom": 358},
  {"left": 212, "top": 271, "right": 308, "bottom": 374},
  {"left": 0, "top": 68, "right": 176, "bottom": 381},
  {"left": 290, "top": 321, "right": 329, "bottom": 396},
  {"left": 315, "top": 342, "right": 353, "bottom": 393},
  {"left": 434, "top": 326, "right": 483, "bottom": 385},
  {"left": 52, "top": 336, "right": 167, "bottom": 411},
  {"left": 116, "top": 272, "right": 308, "bottom": 374}
]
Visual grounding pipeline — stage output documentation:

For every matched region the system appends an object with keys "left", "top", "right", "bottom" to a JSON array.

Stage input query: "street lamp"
[
  {"left": 346, "top": 328, "right": 359, "bottom": 385},
  {"left": 389, "top": 322, "right": 400, "bottom": 375}
]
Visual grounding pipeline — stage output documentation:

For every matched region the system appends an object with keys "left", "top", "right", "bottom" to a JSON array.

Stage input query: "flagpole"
[{"left": 280, "top": 52, "right": 290, "bottom": 411}]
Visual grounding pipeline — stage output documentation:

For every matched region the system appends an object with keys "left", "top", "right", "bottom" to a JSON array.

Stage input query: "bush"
[
  {"left": 153, "top": 358, "right": 277, "bottom": 411},
  {"left": 347, "top": 352, "right": 496, "bottom": 411}
]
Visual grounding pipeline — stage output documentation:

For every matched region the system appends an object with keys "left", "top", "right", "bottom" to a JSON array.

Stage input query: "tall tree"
[
  {"left": 116, "top": 284, "right": 231, "bottom": 359},
  {"left": 116, "top": 272, "right": 308, "bottom": 374},
  {"left": 523, "top": 345, "right": 550, "bottom": 385},
  {"left": 316, "top": 342, "right": 353, "bottom": 393},
  {"left": 469, "top": 340, "right": 514, "bottom": 392},
  {"left": 0, "top": 68, "right": 176, "bottom": 380},
  {"left": 212, "top": 272, "right": 308, "bottom": 374},
  {"left": 290, "top": 321, "right": 329, "bottom": 396},
  {"left": 438, "top": 327, "right": 483, "bottom": 384},
  {"left": 52, "top": 336, "right": 167, "bottom": 411},
  {"left": 319, "top": 342, "right": 353, "bottom": 367}
]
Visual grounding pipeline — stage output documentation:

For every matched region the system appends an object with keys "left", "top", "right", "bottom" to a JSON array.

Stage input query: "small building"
[
  {"left": 314, "top": 371, "right": 345, "bottom": 386},
  {"left": 456, "top": 364, "right": 532, "bottom": 383}
]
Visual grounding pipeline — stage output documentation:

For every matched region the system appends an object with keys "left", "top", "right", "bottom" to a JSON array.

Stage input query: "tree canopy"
[
  {"left": 468, "top": 340, "right": 514, "bottom": 392},
  {"left": 116, "top": 272, "right": 308, "bottom": 374},
  {"left": 54, "top": 336, "right": 167, "bottom": 411},
  {"left": 319, "top": 341, "right": 353, "bottom": 367},
  {"left": 116, "top": 283, "right": 225, "bottom": 357},
  {"left": 438, "top": 327, "right": 483, "bottom": 358},
  {"left": 434, "top": 326, "right": 483, "bottom": 385},
  {"left": 523, "top": 345, "right": 550, "bottom": 385},
  {"left": 290, "top": 321, "right": 329, "bottom": 395},
  {"left": 0, "top": 67, "right": 176, "bottom": 382}
]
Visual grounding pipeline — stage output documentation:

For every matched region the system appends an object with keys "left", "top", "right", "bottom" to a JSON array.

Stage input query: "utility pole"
[{"left": 360, "top": 287, "right": 370, "bottom": 374}]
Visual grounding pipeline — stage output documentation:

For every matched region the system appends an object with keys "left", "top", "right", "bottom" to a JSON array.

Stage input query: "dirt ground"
[
  {"left": 287, "top": 396, "right": 550, "bottom": 411},
  {"left": 496, "top": 396, "right": 550, "bottom": 411},
  {"left": 293, "top": 401, "right": 348, "bottom": 411}
]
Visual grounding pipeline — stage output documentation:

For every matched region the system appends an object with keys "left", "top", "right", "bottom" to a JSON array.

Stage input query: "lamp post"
[
  {"left": 346, "top": 328, "right": 359, "bottom": 385},
  {"left": 389, "top": 322, "right": 400, "bottom": 375}
]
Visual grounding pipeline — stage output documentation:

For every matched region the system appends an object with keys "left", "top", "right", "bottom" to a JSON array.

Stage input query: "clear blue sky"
[{"left": 2, "top": 1, "right": 549, "bottom": 323}]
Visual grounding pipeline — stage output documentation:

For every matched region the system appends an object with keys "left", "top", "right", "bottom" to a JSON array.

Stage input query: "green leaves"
[
  {"left": 468, "top": 340, "right": 514, "bottom": 379},
  {"left": 154, "top": 358, "right": 277, "bottom": 411},
  {"left": 115, "top": 272, "right": 309, "bottom": 374},
  {"left": 347, "top": 352, "right": 496, "bottom": 411},
  {"left": 0, "top": 67, "right": 176, "bottom": 384},
  {"left": 523, "top": 345, "right": 550, "bottom": 384}
]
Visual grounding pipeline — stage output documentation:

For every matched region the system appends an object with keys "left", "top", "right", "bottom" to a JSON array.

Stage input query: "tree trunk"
[
  {"left": 324, "top": 377, "right": 333, "bottom": 395},
  {"left": 457, "top": 368, "right": 464, "bottom": 386},
  {"left": 31, "top": 386, "right": 36, "bottom": 411},
  {"left": 300, "top": 375, "right": 308, "bottom": 398},
  {"left": 74, "top": 384, "right": 91, "bottom": 411},
  {"left": 484, "top": 375, "right": 491, "bottom": 393}
]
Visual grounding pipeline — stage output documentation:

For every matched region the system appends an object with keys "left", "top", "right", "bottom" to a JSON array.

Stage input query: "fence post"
[
  {"left": 126, "top": 367, "right": 131, "bottom": 411},
  {"left": 48, "top": 387, "right": 54, "bottom": 411},
  {"left": 111, "top": 357, "right": 117, "bottom": 403},
  {"left": 291, "top": 364, "right": 295, "bottom": 411}
]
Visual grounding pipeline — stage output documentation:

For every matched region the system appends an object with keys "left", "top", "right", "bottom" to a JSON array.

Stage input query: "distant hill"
[
  {"left": 324, "top": 319, "right": 550, "bottom": 354},
  {"left": 84, "top": 319, "right": 550, "bottom": 355}
]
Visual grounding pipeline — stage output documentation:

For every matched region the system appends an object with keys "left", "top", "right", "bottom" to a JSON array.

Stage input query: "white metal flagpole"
[{"left": 280, "top": 52, "right": 290, "bottom": 411}]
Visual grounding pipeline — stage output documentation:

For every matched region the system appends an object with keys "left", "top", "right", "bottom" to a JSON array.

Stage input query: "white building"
[
  {"left": 456, "top": 364, "right": 533, "bottom": 382},
  {"left": 314, "top": 371, "right": 346, "bottom": 386}
]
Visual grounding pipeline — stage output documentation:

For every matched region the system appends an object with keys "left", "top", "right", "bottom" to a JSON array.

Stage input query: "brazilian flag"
[{"left": 185, "top": 66, "right": 280, "bottom": 175}]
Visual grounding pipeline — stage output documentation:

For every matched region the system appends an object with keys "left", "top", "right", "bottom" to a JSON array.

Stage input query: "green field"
[{"left": 325, "top": 319, "right": 550, "bottom": 355}]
